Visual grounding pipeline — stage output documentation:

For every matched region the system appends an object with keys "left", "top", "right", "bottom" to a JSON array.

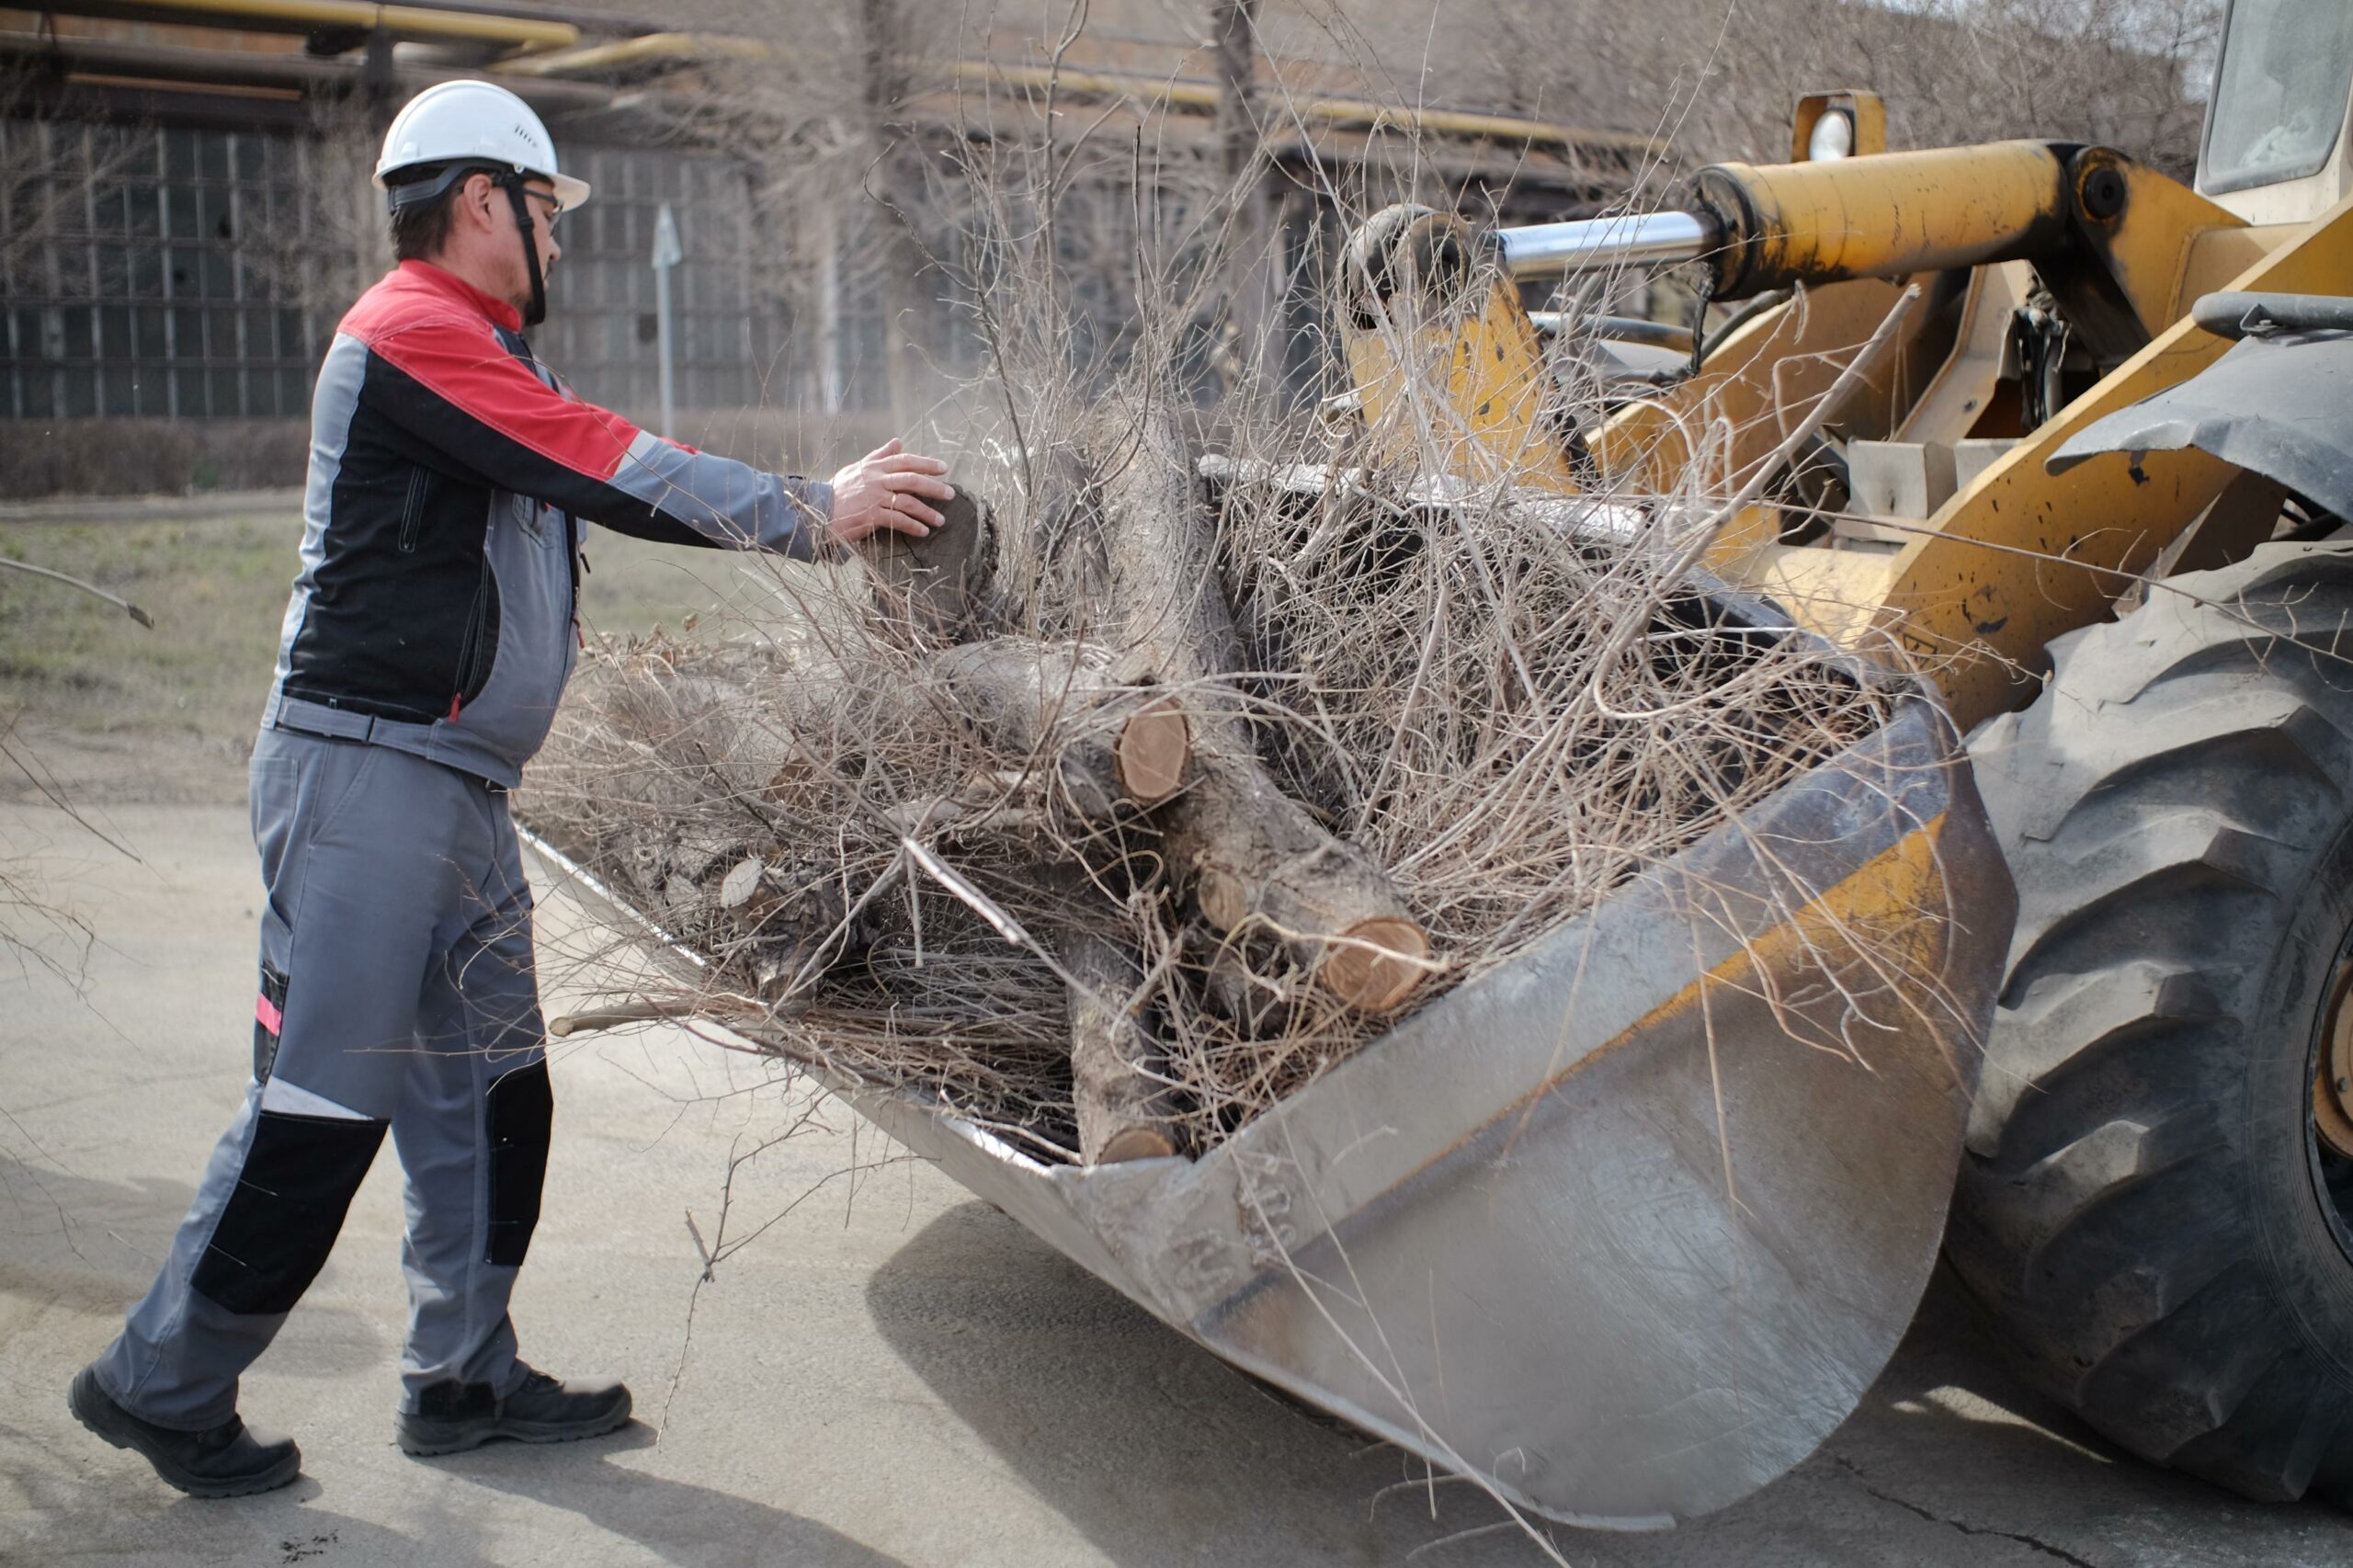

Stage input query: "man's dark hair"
[{"left": 386, "top": 165, "right": 474, "bottom": 262}]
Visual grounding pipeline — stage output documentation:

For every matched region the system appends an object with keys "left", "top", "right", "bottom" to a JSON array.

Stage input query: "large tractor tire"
[{"left": 1952, "top": 541, "right": 2353, "bottom": 1503}]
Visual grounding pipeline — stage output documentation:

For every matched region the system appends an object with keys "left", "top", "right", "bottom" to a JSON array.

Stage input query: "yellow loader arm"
[{"left": 1339, "top": 138, "right": 2353, "bottom": 724}]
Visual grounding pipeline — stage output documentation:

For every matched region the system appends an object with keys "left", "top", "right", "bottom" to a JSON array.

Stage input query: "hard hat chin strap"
[
  {"left": 384, "top": 164, "right": 550, "bottom": 328},
  {"left": 496, "top": 175, "right": 548, "bottom": 329}
]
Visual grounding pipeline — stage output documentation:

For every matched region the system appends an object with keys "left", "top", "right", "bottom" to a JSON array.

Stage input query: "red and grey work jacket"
[{"left": 262, "top": 259, "right": 832, "bottom": 787}]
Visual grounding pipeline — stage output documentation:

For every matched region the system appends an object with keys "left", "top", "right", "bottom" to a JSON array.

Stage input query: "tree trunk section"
[
  {"left": 1056, "top": 919, "right": 1181, "bottom": 1163},
  {"left": 1094, "top": 402, "right": 1430, "bottom": 1012},
  {"left": 861, "top": 486, "right": 1000, "bottom": 639},
  {"left": 1211, "top": 0, "right": 1279, "bottom": 392},
  {"left": 859, "top": 0, "right": 931, "bottom": 425},
  {"left": 934, "top": 640, "right": 1192, "bottom": 819}
]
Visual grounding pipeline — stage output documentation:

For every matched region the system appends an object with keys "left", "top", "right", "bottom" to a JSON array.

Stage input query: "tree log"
[
  {"left": 1176, "top": 752, "right": 1427, "bottom": 1011},
  {"left": 861, "top": 486, "right": 1000, "bottom": 639},
  {"left": 857, "top": 483, "right": 1190, "bottom": 818},
  {"left": 1058, "top": 919, "right": 1181, "bottom": 1163},
  {"left": 559, "top": 631, "right": 1194, "bottom": 933},
  {"left": 1094, "top": 401, "right": 1430, "bottom": 1012},
  {"left": 934, "top": 640, "right": 1191, "bottom": 819}
]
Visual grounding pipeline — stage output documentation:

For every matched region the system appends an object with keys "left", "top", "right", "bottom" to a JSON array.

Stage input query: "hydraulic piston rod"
[{"left": 1493, "top": 211, "right": 1719, "bottom": 278}]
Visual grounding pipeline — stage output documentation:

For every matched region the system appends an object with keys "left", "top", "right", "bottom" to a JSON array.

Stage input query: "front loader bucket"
[{"left": 836, "top": 691, "right": 2013, "bottom": 1528}]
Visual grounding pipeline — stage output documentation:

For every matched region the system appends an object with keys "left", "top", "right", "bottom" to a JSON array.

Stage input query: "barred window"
[
  {"left": 541, "top": 147, "right": 773, "bottom": 425},
  {"left": 2, "top": 121, "right": 327, "bottom": 420},
  {"left": 2, "top": 120, "right": 786, "bottom": 425}
]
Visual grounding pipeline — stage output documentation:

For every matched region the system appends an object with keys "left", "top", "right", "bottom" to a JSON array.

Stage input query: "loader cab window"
[{"left": 2202, "top": 0, "right": 2353, "bottom": 194}]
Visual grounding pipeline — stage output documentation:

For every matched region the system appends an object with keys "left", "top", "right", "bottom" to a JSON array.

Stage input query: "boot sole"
[
  {"left": 68, "top": 1369, "right": 301, "bottom": 1499},
  {"left": 396, "top": 1390, "right": 633, "bottom": 1457}
]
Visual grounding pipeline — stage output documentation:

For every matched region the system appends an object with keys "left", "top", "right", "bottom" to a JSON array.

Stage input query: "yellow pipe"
[
  {"left": 1296, "top": 94, "right": 1660, "bottom": 155},
  {"left": 953, "top": 60, "right": 1215, "bottom": 108},
  {"left": 953, "top": 60, "right": 1660, "bottom": 156},
  {"left": 955, "top": 60, "right": 1213, "bottom": 111},
  {"left": 498, "top": 29, "right": 767, "bottom": 78},
  {"left": 102, "top": 0, "right": 576, "bottom": 51},
  {"left": 496, "top": 41, "right": 1654, "bottom": 156}
]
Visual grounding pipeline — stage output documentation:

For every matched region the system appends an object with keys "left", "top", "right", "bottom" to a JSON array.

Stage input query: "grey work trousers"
[{"left": 92, "top": 726, "right": 553, "bottom": 1428}]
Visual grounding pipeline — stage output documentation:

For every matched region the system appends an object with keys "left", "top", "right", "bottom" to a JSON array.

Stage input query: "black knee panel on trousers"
[
  {"left": 192, "top": 1110, "right": 388, "bottom": 1315},
  {"left": 485, "top": 1061, "right": 552, "bottom": 1267}
]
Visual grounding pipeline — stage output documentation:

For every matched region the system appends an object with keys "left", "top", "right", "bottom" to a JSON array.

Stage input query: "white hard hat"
[{"left": 373, "top": 79, "right": 590, "bottom": 210}]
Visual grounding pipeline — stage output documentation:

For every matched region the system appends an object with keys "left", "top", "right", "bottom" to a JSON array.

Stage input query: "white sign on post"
[{"left": 652, "top": 203, "right": 682, "bottom": 437}]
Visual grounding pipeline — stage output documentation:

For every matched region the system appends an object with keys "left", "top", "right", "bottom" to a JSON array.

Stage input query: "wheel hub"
[{"left": 2313, "top": 958, "right": 2353, "bottom": 1161}]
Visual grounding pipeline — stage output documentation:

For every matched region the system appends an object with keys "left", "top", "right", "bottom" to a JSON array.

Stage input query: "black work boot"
[
  {"left": 68, "top": 1364, "right": 301, "bottom": 1498},
  {"left": 395, "top": 1366, "right": 631, "bottom": 1456}
]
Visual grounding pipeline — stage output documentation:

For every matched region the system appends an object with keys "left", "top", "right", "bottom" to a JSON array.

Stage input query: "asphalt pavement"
[{"left": 5, "top": 801, "right": 2350, "bottom": 1566}]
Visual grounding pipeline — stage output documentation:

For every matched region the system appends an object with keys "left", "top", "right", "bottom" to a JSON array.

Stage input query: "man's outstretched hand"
[{"left": 827, "top": 438, "right": 955, "bottom": 547}]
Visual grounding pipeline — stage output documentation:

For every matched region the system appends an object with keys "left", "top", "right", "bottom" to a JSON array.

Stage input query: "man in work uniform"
[{"left": 67, "top": 79, "right": 955, "bottom": 1497}]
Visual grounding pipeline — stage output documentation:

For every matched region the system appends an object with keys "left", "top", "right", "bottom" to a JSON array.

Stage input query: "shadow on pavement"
[
  {"left": 1840, "top": 1263, "right": 2134, "bottom": 1464},
  {"left": 452, "top": 1426, "right": 915, "bottom": 1568},
  {"left": 0, "top": 1452, "right": 506, "bottom": 1568},
  {"left": 1806, "top": 1267, "right": 2270, "bottom": 1510},
  {"left": 0, "top": 1152, "right": 390, "bottom": 1382},
  {"left": 864, "top": 1199, "right": 2353, "bottom": 1568},
  {"left": 1649, "top": 1265, "right": 2353, "bottom": 1566},
  {"left": 0, "top": 1153, "right": 195, "bottom": 1282},
  {"left": 864, "top": 1199, "right": 1542, "bottom": 1566}
]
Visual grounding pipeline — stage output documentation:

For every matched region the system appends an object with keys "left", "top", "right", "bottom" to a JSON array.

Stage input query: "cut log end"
[
  {"left": 1061, "top": 914, "right": 1187, "bottom": 1165},
  {"left": 1094, "top": 1127, "right": 1179, "bottom": 1164},
  {"left": 1195, "top": 866, "right": 1251, "bottom": 933},
  {"left": 859, "top": 484, "right": 995, "bottom": 637},
  {"left": 1113, "top": 697, "right": 1190, "bottom": 805},
  {"left": 1317, "top": 917, "right": 1432, "bottom": 1014}
]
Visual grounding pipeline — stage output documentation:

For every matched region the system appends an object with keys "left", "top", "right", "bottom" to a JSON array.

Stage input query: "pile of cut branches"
[{"left": 525, "top": 375, "right": 1894, "bottom": 1163}]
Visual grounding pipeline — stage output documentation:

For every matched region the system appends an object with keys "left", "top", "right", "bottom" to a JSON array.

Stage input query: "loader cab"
[{"left": 2197, "top": 0, "right": 2353, "bottom": 222}]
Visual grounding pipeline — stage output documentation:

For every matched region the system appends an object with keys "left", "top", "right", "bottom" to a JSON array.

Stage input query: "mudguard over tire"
[{"left": 1956, "top": 541, "right": 2353, "bottom": 1502}]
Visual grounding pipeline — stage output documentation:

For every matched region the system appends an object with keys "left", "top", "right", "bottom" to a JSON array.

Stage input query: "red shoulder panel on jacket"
[{"left": 346, "top": 266, "right": 643, "bottom": 483}]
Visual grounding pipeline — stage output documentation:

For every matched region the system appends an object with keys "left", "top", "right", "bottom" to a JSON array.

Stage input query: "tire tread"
[{"left": 1955, "top": 542, "right": 2353, "bottom": 1502}]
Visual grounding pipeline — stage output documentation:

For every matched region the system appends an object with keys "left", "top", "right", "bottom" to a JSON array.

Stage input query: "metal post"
[{"left": 652, "top": 202, "right": 682, "bottom": 437}]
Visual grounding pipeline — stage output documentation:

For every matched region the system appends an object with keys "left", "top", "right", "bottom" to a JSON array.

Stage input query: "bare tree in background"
[
  {"left": 237, "top": 95, "right": 395, "bottom": 319},
  {"left": 1212, "top": 0, "right": 1283, "bottom": 394},
  {"left": 858, "top": 0, "right": 938, "bottom": 423},
  {"left": 661, "top": 0, "right": 926, "bottom": 420},
  {"left": 1452, "top": 0, "right": 2218, "bottom": 177},
  {"left": 0, "top": 71, "right": 143, "bottom": 984},
  {"left": 675, "top": 0, "right": 1281, "bottom": 426},
  {"left": 0, "top": 69, "right": 67, "bottom": 288}
]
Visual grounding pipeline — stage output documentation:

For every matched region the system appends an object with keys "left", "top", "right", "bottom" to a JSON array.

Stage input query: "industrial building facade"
[
  {"left": 1, "top": 116, "right": 782, "bottom": 425},
  {"left": 0, "top": 1, "right": 1642, "bottom": 494}
]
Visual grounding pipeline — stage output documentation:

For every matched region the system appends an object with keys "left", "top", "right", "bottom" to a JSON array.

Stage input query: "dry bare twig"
[{"left": 521, "top": 78, "right": 1917, "bottom": 1165}]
